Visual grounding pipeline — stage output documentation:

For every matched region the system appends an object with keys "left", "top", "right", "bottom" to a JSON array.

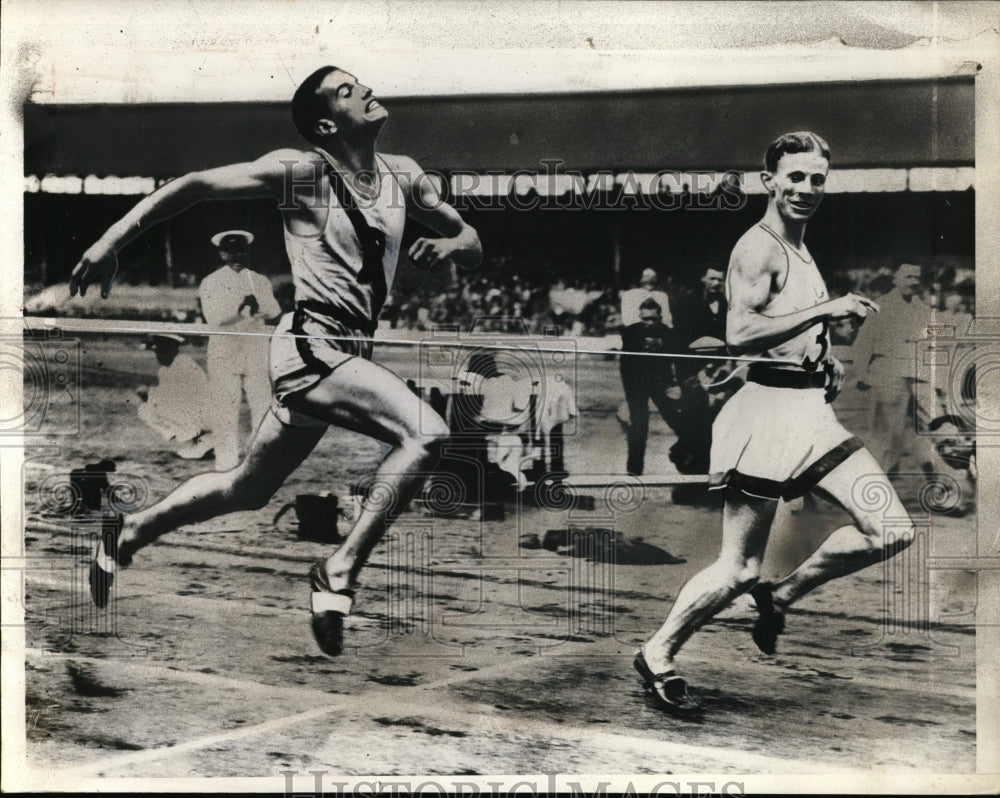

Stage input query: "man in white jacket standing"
[{"left": 198, "top": 230, "right": 282, "bottom": 470}]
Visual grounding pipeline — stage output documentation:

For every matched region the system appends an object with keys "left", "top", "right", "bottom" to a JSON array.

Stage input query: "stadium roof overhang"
[
  {"left": 24, "top": 78, "right": 975, "bottom": 193},
  {"left": 12, "top": 1, "right": 986, "bottom": 188}
]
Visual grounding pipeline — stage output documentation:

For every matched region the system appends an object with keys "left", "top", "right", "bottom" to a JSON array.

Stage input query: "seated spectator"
[{"left": 136, "top": 334, "right": 214, "bottom": 460}]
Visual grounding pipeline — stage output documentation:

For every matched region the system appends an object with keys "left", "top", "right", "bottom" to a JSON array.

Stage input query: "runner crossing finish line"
[{"left": 70, "top": 64, "right": 483, "bottom": 659}]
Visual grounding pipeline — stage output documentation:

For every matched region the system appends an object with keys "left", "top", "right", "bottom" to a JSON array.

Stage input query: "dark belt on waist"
[
  {"left": 294, "top": 300, "right": 376, "bottom": 338},
  {"left": 747, "top": 363, "right": 827, "bottom": 389}
]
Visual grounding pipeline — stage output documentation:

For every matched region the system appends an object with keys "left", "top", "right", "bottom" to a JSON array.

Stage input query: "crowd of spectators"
[
  {"left": 380, "top": 256, "right": 623, "bottom": 336},
  {"left": 379, "top": 255, "right": 975, "bottom": 338},
  {"left": 25, "top": 254, "right": 974, "bottom": 335}
]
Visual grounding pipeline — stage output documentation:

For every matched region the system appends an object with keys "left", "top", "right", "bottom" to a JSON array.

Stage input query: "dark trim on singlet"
[
  {"left": 290, "top": 304, "right": 334, "bottom": 381},
  {"left": 296, "top": 298, "right": 375, "bottom": 337},
  {"left": 287, "top": 154, "right": 392, "bottom": 371},
  {"left": 318, "top": 153, "right": 389, "bottom": 323}
]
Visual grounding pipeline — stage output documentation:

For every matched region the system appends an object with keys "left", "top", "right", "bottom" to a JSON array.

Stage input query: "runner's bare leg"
[
  {"left": 769, "top": 448, "right": 916, "bottom": 610},
  {"left": 285, "top": 357, "right": 450, "bottom": 591},
  {"left": 118, "top": 412, "right": 327, "bottom": 560},
  {"left": 641, "top": 492, "right": 777, "bottom": 673}
]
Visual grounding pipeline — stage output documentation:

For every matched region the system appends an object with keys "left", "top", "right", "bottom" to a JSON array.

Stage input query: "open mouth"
[
  {"left": 366, "top": 99, "right": 381, "bottom": 112},
  {"left": 788, "top": 200, "right": 813, "bottom": 212}
]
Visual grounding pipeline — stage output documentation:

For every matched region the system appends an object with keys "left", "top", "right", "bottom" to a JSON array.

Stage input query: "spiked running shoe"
[
  {"left": 633, "top": 650, "right": 702, "bottom": 717},
  {"left": 89, "top": 514, "right": 130, "bottom": 609},
  {"left": 308, "top": 561, "right": 355, "bottom": 657},
  {"left": 750, "top": 581, "right": 786, "bottom": 655}
]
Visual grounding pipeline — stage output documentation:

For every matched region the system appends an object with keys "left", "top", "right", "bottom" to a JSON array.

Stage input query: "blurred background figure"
[
  {"left": 852, "top": 262, "right": 938, "bottom": 474},
  {"left": 673, "top": 265, "right": 727, "bottom": 380},
  {"left": 199, "top": 230, "right": 282, "bottom": 471},
  {"left": 926, "top": 414, "right": 977, "bottom": 516},
  {"left": 619, "top": 298, "right": 683, "bottom": 476},
  {"left": 925, "top": 267, "right": 975, "bottom": 424},
  {"left": 136, "top": 334, "right": 214, "bottom": 460},
  {"left": 928, "top": 267, "right": 974, "bottom": 333},
  {"left": 669, "top": 336, "right": 742, "bottom": 478},
  {"left": 620, "top": 268, "right": 673, "bottom": 328}
]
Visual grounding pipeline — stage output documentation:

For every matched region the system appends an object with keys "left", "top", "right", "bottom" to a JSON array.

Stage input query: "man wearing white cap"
[{"left": 199, "top": 230, "right": 281, "bottom": 470}]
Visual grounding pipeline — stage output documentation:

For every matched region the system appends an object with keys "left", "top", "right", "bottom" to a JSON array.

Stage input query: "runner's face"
[
  {"left": 765, "top": 150, "right": 829, "bottom": 223},
  {"left": 317, "top": 70, "right": 388, "bottom": 135}
]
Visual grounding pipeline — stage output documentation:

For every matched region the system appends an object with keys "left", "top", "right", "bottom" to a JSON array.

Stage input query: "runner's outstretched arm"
[{"left": 70, "top": 150, "right": 301, "bottom": 297}]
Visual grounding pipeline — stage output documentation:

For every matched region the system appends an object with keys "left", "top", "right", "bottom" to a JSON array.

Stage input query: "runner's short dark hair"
[
  {"left": 764, "top": 131, "right": 830, "bottom": 173},
  {"left": 292, "top": 66, "right": 342, "bottom": 142},
  {"left": 639, "top": 298, "right": 663, "bottom": 314}
]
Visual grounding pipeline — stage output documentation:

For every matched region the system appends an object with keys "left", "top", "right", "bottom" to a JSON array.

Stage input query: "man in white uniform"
[
  {"left": 634, "top": 132, "right": 917, "bottom": 715},
  {"left": 71, "top": 65, "right": 482, "bottom": 657},
  {"left": 199, "top": 230, "right": 281, "bottom": 470}
]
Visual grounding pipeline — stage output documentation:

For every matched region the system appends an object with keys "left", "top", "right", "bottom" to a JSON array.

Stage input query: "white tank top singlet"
[
  {"left": 754, "top": 223, "right": 831, "bottom": 370},
  {"left": 283, "top": 151, "right": 406, "bottom": 330}
]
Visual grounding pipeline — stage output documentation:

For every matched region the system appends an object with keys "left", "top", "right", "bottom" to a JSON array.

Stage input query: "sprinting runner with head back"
[
  {"left": 634, "top": 131, "right": 916, "bottom": 714},
  {"left": 71, "top": 65, "right": 482, "bottom": 656}
]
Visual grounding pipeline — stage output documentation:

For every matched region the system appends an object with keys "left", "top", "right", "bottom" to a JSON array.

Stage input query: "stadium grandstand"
[{"left": 24, "top": 79, "right": 974, "bottom": 335}]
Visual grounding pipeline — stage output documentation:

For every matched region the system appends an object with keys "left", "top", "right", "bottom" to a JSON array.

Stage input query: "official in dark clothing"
[
  {"left": 673, "top": 266, "right": 727, "bottom": 380},
  {"left": 669, "top": 347, "right": 742, "bottom": 475},
  {"left": 620, "top": 298, "right": 683, "bottom": 475}
]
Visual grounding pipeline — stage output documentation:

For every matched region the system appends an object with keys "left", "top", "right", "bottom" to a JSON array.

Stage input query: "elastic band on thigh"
[
  {"left": 782, "top": 436, "right": 864, "bottom": 500},
  {"left": 269, "top": 400, "right": 329, "bottom": 429},
  {"left": 709, "top": 469, "right": 785, "bottom": 500}
]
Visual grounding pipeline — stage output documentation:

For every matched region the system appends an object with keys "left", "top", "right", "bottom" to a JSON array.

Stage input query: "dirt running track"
[{"left": 16, "top": 337, "right": 980, "bottom": 782}]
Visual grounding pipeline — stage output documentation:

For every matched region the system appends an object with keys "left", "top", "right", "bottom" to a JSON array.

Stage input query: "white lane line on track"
[
  {"left": 26, "top": 646, "right": 854, "bottom": 777},
  {"left": 38, "top": 704, "right": 341, "bottom": 780},
  {"left": 29, "top": 643, "right": 568, "bottom": 778}
]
